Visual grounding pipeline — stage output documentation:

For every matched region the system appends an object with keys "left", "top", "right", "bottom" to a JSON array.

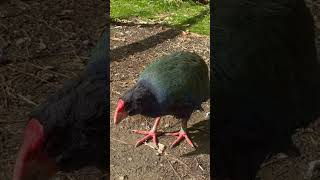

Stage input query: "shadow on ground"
[
  {"left": 111, "top": 8, "right": 209, "bottom": 61},
  {"left": 181, "top": 118, "right": 210, "bottom": 157}
]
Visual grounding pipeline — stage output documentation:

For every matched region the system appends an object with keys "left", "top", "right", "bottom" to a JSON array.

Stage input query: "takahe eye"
[
  {"left": 135, "top": 97, "right": 143, "bottom": 105},
  {"left": 127, "top": 110, "right": 133, "bottom": 116}
]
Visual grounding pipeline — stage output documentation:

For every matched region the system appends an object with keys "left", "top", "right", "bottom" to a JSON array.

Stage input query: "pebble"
[
  {"left": 16, "top": 38, "right": 27, "bottom": 46},
  {"left": 82, "top": 40, "right": 90, "bottom": 45},
  {"left": 39, "top": 39, "right": 46, "bottom": 50},
  {"left": 119, "top": 175, "right": 128, "bottom": 180},
  {"left": 205, "top": 112, "right": 210, "bottom": 120}
]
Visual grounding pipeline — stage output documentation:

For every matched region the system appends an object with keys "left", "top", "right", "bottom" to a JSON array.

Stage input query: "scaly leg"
[
  {"left": 132, "top": 117, "right": 163, "bottom": 147},
  {"left": 165, "top": 120, "right": 196, "bottom": 148}
]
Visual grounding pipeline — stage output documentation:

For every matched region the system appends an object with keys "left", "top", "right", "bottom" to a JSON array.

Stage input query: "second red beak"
[{"left": 114, "top": 99, "right": 128, "bottom": 125}]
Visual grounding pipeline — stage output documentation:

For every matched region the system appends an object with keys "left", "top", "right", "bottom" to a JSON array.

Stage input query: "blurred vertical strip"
[
  {"left": 105, "top": 0, "right": 111, "bottom": 179},
  {"left": 210, "top": 0, "right": 214, "bottom": 179}
]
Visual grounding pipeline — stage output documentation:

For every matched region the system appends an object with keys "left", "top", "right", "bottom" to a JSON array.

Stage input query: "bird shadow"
[
  {"left": 110, "top": 7, "right": 210, "bottom": 61},
  {"left": 181, "top": 117, "right": 210, "bottom": 157}
]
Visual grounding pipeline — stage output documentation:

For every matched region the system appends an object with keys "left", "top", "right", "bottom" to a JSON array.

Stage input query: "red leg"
[
  {"left": 165, "top": 120, "right": 196, "bottom": 148},
  {"left": 132, "top": 117, "right": 163, "bottom": 147}
]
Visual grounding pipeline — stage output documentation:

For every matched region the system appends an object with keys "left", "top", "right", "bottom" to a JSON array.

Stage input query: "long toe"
[
  {"left": 133, "top": 130, "right": 162, "bottom": 147},
  {"left": 132, "top": 130, "right": 149, "bottom": 135},
  {"left": 164, "top": 131, "right": 180, "bottom": 136},
  {"left": 135, "top": 134, "right": 153, "bottom": 147},
  {"left": 183, "top": 133, "right": 196, "bottom": 148},
  {"left": 170, "top": 134, "right": 185, "bottom": 148}
]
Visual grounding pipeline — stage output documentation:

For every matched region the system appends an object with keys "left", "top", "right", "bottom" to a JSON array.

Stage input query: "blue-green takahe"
[
  {"left": 114, "top": 51, "right": 209, "bottom": 148},
  {"left": 13, "top": 31, "right": 108, "bottom": 180}
]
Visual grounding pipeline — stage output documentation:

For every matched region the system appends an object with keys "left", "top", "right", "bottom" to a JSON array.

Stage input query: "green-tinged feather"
[{"left": 139, "top": 51, "right": 209, "bottom": 107}]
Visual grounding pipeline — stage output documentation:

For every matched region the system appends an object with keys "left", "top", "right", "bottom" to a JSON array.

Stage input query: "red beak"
[
  {"left": 114, "top": 99, "right": 128, "bottom": 125},
  {"left": 13, "top": 119, "right": 56, "bottom": 180}
]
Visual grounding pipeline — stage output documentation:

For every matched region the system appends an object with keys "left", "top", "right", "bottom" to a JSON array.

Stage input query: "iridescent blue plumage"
[{"left": 138, "top": 51, "right": 209, "bottom": 117}]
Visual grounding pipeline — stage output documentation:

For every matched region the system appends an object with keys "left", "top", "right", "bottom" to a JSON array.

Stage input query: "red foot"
[
  {"left": 132, "top": 130, "right": 163, "bottom": 147},
  {"left": 165, "top": 130, "right": 196, "bottom": 148}
]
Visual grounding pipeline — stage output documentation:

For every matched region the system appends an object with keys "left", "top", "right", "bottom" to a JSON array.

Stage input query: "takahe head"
[
  {"left": 14, "top": 116, "right": 106, "bottom": 180},
  {"left": 114, "top": 83, "right": 158, "bottom": 125},
  {"left": 13, "top": 119, "right": 56, "bottom": 180}
]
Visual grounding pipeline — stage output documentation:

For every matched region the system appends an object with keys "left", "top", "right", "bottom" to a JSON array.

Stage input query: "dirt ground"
[{"left": 0, "top": 0, "right": 106, "bottom": 179}]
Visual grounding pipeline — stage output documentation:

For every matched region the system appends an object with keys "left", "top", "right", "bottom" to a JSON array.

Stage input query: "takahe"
[
  {"left": 114, "top": 51, "right": 209, "bottom": 148},
  {"left": 213, "top": 0, "right": 320, "bottom": 179},
  {"left": 13, "top": 31, "right": 109, "bottom": 180}
]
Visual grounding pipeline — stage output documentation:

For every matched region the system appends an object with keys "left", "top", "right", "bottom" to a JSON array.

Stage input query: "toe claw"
[
  {"left": 135, "top": 134, "right": 151, "bottom": 147},
  {"left": 170, "top": 135, "right": 184, "bottom": 148},
  {"left": 184, "top": 135, "right": 196, "bottom": 148},
  {"left": 133, "top": 130, "right": 163, "bottom": 148}
]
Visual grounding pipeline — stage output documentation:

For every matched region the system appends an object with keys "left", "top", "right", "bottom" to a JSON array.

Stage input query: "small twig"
[
  {"left": 26, "top": 62, "right": 71, "bottom": 78},
  {"left": 0, "top": 22, "right": 8, "bottom": 31},
  {"left": 0, "top": 120, "right": 27, "bottom": 123},
  {"left": 21, "top": 29, "right": 31, "bottom": 59},
  {"left": 165, "top": 153, "right": 192, "bottom": 171},
  {"left": 195, "top": 157, "right": 205, "bottom": 171},
  {"left": 110, "top": 137, "right": 132, "bottom": 145},
  {"left": 166, "top": 157, "right": 182, "bottom": 180},
  {"left": 1, "top": 85, "right": 8, "bottom": 108},
  {"left": 112, "top": 89, "right": 121, "bottom": 96},
  {"left": 260, "top": 157, "right": 287, "bottom": 168},
  {"left": 0, "top": 74, "right": 8, "bottom": 108},
  {"left": 16, "top": 93, "right": 38, "bottom": 106},
  {"left": 7, "top": 66, "right": 51, "bottom": 84},
  {"left": 6, "top": 87, "right": 38, "bottom": 106}
]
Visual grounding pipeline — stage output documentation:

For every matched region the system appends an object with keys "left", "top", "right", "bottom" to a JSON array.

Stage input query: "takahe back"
[
  {"left": 212, "top": 0, "right": 320, "bottom": 179},
  {"left": 13, "top": 31, "right": 109, "bottom": 180}
]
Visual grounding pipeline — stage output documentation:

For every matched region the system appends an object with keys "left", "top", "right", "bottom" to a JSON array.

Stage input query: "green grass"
[{"left": 111, "top": 0, "right": 210, "bottom": 36}]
